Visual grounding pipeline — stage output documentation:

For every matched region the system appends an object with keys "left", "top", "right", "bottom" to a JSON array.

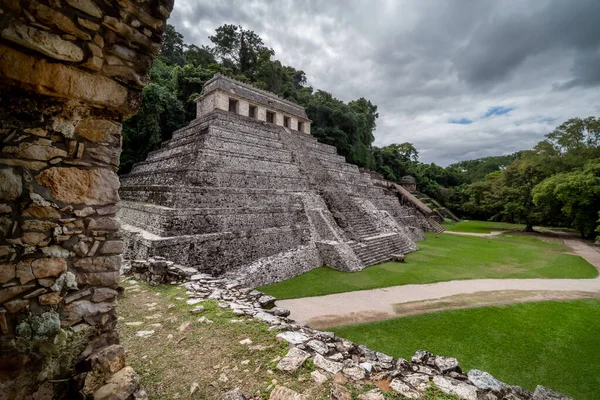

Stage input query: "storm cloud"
[{"left": 168, "top": 0, "right": 600, "bottom": 165}]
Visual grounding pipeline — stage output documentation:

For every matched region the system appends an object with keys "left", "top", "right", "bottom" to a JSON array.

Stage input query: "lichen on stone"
[
  {"left": 16, "top": 311, "right": 61, "bottom": 339},
  {"left": 50, "top": 271, "right": 78, "bottom": 292}
]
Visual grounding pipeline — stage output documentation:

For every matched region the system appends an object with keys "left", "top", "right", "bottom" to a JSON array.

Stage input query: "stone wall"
[{"left": 0, "top": 0, "right": 173, "bottom": 398}]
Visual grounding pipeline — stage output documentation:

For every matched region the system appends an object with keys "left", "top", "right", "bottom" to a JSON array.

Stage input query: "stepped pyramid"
[{"left": 119, "top": 74, "right": 433, "bottom": 286}]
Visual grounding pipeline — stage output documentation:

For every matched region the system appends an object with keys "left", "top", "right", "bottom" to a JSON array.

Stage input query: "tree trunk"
[{"left": 525, "top": 223, "right": 534, "bottom": 232}]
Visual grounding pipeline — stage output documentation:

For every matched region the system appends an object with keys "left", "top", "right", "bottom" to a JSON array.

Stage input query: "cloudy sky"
[{"left": 168, "top": 0, "right": 600, "bottom": 166}]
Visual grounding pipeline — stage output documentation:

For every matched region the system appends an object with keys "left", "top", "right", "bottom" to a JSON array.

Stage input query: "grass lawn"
[
  {"left": 443, "top": 220, "right": 526, "bottom": 233},
  {"left": 332, "top": 299, "right": 600, "bottom": 400},
  {"left": 258, "top": 233, "right": 598, "bottom": 299}
]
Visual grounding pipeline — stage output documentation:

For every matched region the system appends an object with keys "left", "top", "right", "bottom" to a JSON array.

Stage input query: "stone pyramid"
[{"left": 119, "top": 74, "right": 434, "bottom": 286}]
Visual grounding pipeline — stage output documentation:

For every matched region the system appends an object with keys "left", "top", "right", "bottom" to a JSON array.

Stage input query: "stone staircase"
[
  {"left": 428, "top": 217, "right": 445, "bottom": 233},
  {"left": 349, "top": 233, "right": 414, "bottom": 266}
]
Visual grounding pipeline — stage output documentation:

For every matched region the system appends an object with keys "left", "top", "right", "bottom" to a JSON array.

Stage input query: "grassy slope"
[
  {"left": 332, "top": 299, "right": 600, "bottom": 400},
  {"left": 442, "top": 220, "right": 526, "bottom": 233},
  {"left": 259, "top": 233, "right": 597, "bottom": 299}
]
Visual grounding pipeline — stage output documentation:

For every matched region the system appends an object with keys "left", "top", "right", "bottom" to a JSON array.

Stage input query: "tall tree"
[
  {"left": 158, "top": 24, "right": 186, "bottom": 66},
  {"left": 209, "top": 24, "right": 270, "bottom": 77}
]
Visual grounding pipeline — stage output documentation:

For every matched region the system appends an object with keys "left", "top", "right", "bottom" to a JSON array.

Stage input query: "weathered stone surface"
[
  {"left": 87, "top": 344, "right": 126, "bottom": 375},
  {"left": 36, "top": 167, "right": 119, "bottom": 205},
  {"left": 342, "top": 365, "right": 366, "bottom": 381},
  {"left": 330, "top": 383, "right": 351, "bottom": 400},
  {"left": 93, "top": 366, "right": 139, "bottom": 400},
  {"left": 63, "top": 300, "right": 116, "bottom": 325},
  {"left": 310, "top": 370, "right": 328, "bottom": 384},
  {"left": 358, "top": 389, "right": 385, "bottom": 400},
  {"left": 276, "top": 331, "right": 309, "bottom": 345},
  {"left": 467, "top": 369, "right": 505, "bottom": 392},
  {"left": 220, "top": 389, "right": 247, "bottom": 400},
  {"left": 99, "top": 240, "right": 123, "bottom": 254},
  {"left": 0, "top": 45, "right": 129, "bottom": 112},
  {"left": 306, "top": 339, "right": 329, "bottom": 355},
  {"left": 76, "top": 272, "right": 120, "bottom": 289},
  {"left": 65, "top": 0, "right": 103, "bottom": 18},
  {"left": 0, "top": 284, "right": 35, "bottom": 303},
  {"left": 276, "top": 347, "right": 310, "bottom": 373},
  {"left": 532, "top": 386, "right": 572, "bottom": 400},
  {"left": 78, "top": 17, "right": 100, "bottom": 31},
  {"left": 89, "top": 217, "right": 120, "bottom": 230},
  {"left": 389, "top": 379, "right": 419, "bottom": 398},
  {"left": 0, "top": 168, "right": 22, "bottom": 200},
  {"left": 269, "top": 386, "right": 305, "bottom": 400},
  {"left": 38, "top": 291, "right": 63, "bottom": 305},
  {"left": 0, "top": 263, "right": 15, "bottom": 283},
  {"left": 76, "top": 118, "right": 121, "bottom": 144},
  {"left": 402, "top": 373, "right": 430, "bottom": 391},
  {"left": 74, "top": 256, "right": 121, "bottom": 272},
  {"left": 29, "top": 0, "right": 90, "bottom": 40},
  {"left": 92, "top": 288, "right": 118, "bottom": 303},
  {"left": 87, "top": 145, "right": 121, "bottom": 165},
  {"left": 2, "top": 22, "right": 84, "bottom": 62},
  {"left": 0, "top": 309, "right": 8, "bottom": 334},
  {"left": 434, "top": 356, "right": 460, "bottom": 373},
  {"left": 4, "top": 299, "right": 29, "bottom": 313},
  {"left": 31, "top": 257, "right": 67, "bottom": 279},
  {"left": 313, "top": 354, "right": 343, "bottom": 374},
  {"left": 432, "top": 376, "right": 478, "bottom": 400},
  {"left": 23, "top": 205, "right": 61, "bottom": 219}
]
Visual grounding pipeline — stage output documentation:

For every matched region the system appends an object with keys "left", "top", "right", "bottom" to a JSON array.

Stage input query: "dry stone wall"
[
  {"left": 128, "top": 259, "right": 573, "bottom": 400},
  {"left": 0, "top": 0, "right": 173, "bottom": 398}
]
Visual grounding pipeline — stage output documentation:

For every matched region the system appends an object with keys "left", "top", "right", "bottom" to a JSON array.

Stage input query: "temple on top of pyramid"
[{"left": 118, "top": 74, "right": 439, "bottom": 286}]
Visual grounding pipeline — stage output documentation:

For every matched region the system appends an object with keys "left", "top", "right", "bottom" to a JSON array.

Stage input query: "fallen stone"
[
  {"left": 342, "top": 365, "right": 366, "bottom": 381},
  {"left": 220, "top": 389, "right": 247, "bottom": 400},
  {"left": 276, "top": 331, "right": 309, "bottom": 345},
  {"left": 434, "top": 356, "right": 460, "bottom": 373},
  {"left": 93, "top": 366, "right": 139, "bottom": 400},
  {"left": 306, "top": 339, "right": 329, "bottom": 355},
  {"left": 190, "top": 306, "right": 205, "bottom": 314},
  {"left": 239, "top": 338, "right": 252, "bottom": 345},
  {"left": 258, "top": 294, "right": 276, "bottom": 308},
  {"left": 411, "top": 349, "right": 431, "bottom": 363},
  {"left": 330, "top": 383, "right": 351, "bottom": 400},
  {"left": 313, "top": 354, "right": 343, "bottom": 374},
  {"left": 358, "top": 389, "right": 385, "bottom": 400},
  {"left": 269, "top": 386, "right": 304, "bottom": 400},
  {"left": 432, "top": 376, "right": 478, "bottom": 400},
  {"left": 467, "top": 369, "right": 505, "bottom": 392},
  {"left": 277, "top": 347, "right": 310, "bottom": 373},
  {"left": 402, "top": 373, "right": 430, "bottom": 391},
  {"left": 532, "top": 386, "right": 573, "bottom": 400},
  {"left": 310, "top": 370, "right": 328, "bottom": 384},
  {"left": 135, "top": 330, "right": 154, "bottom": 338},
  {"left": 197, "top": 317, "right": 213, "bottom": 324},
  {"left": 389, "top": 379, "right": 419, "bottom": 399}
]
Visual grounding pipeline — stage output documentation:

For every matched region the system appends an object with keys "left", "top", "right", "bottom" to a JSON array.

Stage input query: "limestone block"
[
  {"left": 0, "top": 45, "right": 130, "bottom": 113},
  {"left": 0, "top": 283, "right": 35, "bottom": 303},
  {"left": 91, "top": 288, "right": 118, "bottom": 303},
  {"left": 76, "top": 272, "right": 120, "bottom": 289},
  {"left": 78, "top": 18, "right": 100, "bottom": 31},
  {"left": 2, "top": 139, "right": 68, "bottom": 161},
  {"left": 63, "top": 299, "right": 116, "bottom": 325},
  {"left": 76, "top": 118, "right": 121, "bottom": 145},
  {"left": 36, "top": 167, "right": 120, "bottom": 206},
  {"left": 88, "top": 217, "right": 120, "bottom": 230},
  {"left": 4, "top": 299, "right": 29, "bottom": 313},
  {"left": 0, "top": 168, "right": 22, "bottom": 200},
  {"left": 313, "top": 354, "right": 343, "bottom": 374},
  {"left": 268, "top": 386, "right": 305, "bottom": 400},
  {"left": 0, "top": 263, "right": 15, "bottom": 283},
  {"left": 86, "top": 344, "right": 126, "bottom": 374},
  {"left": 93, "top": 366, "right": 139, "bottom": 400},
  {"left": 31, "top": 257, "right": 67, "bottom": 279},
  {"left": 102, "top": 16, "right": 152, "bottom": 50},
  {"left": 2, "top": 22, "right": 84, "bottom": 62},
  {"left": 16, "top": 261, "right": 35, "bottom": 284},
  {"left": 86, "top": 145, "right": 121, "bottom": 166},
  {"left": 28, "top": 1, "right": 91, "bottom": 40},
  {"left": 432, "top": 376, "right": 477, "bottom": 400},
  {"left": 276, "top": 347, "right": 310, "bottom": 373},
  {"left": 99, "top": 240, "right": 123, "bottom": 255},
  {"left": 39, "top": 291, "right": 63, "bottom": 305},
  {"left": 82, "top": 55, "right": 103, "bottom": 71},
  {"left": 65, "top": 0, "right": 102, "bottom": 18}
]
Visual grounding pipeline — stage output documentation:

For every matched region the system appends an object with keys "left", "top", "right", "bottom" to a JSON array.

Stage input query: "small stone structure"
[
  {"left": 119, "top": 74, "right": 435, "bottom": 286},
  {"left": 0, "top": 1, "right": 173, "bottom": 398},
  {"left": 128, "top": 259, "right": 573, "bottom": 400},
  {"left": 401, "top": 175, "right": 418, "bottom": 192}
]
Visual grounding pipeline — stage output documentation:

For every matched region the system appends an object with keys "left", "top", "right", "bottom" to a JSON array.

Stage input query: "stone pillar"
[
  {"left": 0, "top": 0, "right": 173, "bottom": 398},
  {"left": 238, "top": 99, "right": 249, "bottom": 117}
]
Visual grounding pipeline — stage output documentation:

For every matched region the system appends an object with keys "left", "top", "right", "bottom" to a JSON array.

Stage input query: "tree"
[
  {"left": 209, "top": 24, "right": 271, "bottom": 77},
  {"left": 184, "top": 44, "right": 216, "bottom": 68},
  {"left": 533, "top": 160, "right": 600, "bottom": 238},
  {"left": 158, "top": 24, "right": 186, "bottom": 66}
]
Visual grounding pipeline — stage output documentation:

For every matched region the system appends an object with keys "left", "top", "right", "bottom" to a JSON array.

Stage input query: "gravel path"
[{"left": 277, "top": 237, "right": 600, "bottom": 326}]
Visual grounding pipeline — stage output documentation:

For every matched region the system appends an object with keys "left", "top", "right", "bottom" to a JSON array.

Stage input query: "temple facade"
[{"left": 119, "top": 74, "right": 435, "bottom": 286}]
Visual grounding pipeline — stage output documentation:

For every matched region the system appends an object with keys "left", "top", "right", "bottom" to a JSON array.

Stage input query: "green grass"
[
  {"left": 332, "top": 299, "right": 600, "bottom": 400},
  {"left": 259, "top": 233, "right": 597, "bottom": 299},
  {"left": 443, "top": 220, "right": 526, "bottom": 233},
  {"left": 259, "top": 233, "right": 598, "bottom": 299}
]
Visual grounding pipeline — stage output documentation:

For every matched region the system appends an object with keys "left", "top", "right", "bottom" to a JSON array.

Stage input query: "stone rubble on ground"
[{"left": 125, "top": 260, "right": 573, "bottom": 400}]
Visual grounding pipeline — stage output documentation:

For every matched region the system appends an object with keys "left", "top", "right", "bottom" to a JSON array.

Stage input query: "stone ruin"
[
  {"left": 0, "top": 0, "right": 173, "bottom": 398},
  {"left": 119, "top": 74, "right": 438, "bottom": 286}
]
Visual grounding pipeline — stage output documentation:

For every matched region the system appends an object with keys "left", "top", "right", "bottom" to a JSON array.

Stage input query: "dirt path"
[
  {"left": 277, "top": 238, "right": 600, "bottom": 327},
  {"left": 443, "top": 230, "right": 506, "bottom": 237}
]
